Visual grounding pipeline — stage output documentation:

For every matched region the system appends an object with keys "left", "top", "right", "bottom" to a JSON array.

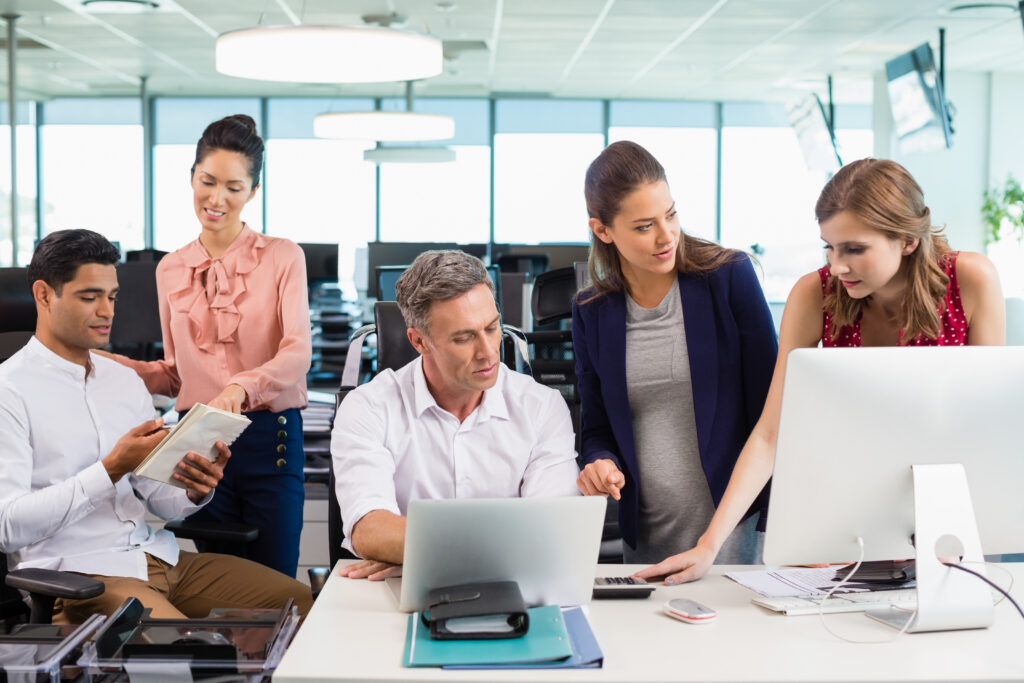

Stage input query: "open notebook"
[{"left": 134, "top": 403, "right": 251, "bottom": 488}]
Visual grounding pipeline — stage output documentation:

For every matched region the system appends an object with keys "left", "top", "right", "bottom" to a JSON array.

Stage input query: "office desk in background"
[{"left": 274, "top": 563, "right": 1024, "bottom": 683}]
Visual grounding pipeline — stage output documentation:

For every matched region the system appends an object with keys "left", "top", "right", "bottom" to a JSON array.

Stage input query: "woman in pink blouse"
[{"left": 113, "top": 115, "right": 312, "bottom": 577}]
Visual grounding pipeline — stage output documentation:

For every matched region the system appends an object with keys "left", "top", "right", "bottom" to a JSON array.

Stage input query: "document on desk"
[{"left": 724, "top": 567, "right": 914, "bottom": 597}]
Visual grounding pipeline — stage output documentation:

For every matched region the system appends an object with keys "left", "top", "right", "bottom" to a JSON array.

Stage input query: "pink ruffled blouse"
[{"left": 118, "top": 226, "right": 311, "bottom": 412}]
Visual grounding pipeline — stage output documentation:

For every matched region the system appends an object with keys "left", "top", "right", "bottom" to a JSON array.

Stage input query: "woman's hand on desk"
[
  {"left": 208, "top": 384, "right": 247, "bottom": 413},
  {"left": 633, "top": 542, "right": 716, "bottom": 586},
  {"left": 577, "top": 459, "right": 625, "bottom": 500},
  {"left": 338, "top": 560, "right": 400, "bottom": 581}
]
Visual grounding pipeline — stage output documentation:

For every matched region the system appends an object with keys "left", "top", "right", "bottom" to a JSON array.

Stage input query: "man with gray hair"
[{"left": 330, "top": 250, "right": 580, "bottom": 579}]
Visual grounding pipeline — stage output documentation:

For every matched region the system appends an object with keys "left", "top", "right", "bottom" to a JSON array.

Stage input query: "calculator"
[{"left": 593, "top": 576, "right": 655, "bottom": 599}]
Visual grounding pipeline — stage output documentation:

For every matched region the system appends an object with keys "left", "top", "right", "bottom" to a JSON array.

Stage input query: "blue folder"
[
  {"left": 402, "top": 605, "right": 573, "bottom": 667},
  {"left": 444, "top": 606, "right": 604, "bottom": 670}
]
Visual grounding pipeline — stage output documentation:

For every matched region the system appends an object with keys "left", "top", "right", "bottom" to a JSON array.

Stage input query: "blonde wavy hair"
[
  {"left": 816, "top": 158, "right": 951, "bottom": 343},
  {"left": 580, "top": 141, "right": 741, "bottom": 303}
]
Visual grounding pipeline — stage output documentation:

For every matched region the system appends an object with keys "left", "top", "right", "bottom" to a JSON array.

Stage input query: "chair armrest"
[
  {"left": 5, "top": 568, "right": 104, "bottom": 600},
  {"left": 164, "top": 518, "right": 258, "bottom": 543}
]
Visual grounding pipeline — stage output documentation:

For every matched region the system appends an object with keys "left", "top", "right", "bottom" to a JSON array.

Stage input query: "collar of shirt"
[
  {"left": 26, "top": 335, "right": 101, "bottom": 383},
  {"left": 410, "top": 356, "right": 511, "bottom": 423}
]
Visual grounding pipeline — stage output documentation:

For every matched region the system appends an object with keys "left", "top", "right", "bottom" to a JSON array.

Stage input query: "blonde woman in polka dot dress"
[{"left": 633, "top": 157, "right": 1006, "bottom": 586}]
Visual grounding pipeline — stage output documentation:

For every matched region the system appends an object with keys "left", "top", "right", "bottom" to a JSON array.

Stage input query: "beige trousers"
[{"left": 53, "top": 551, "right": 313, "bottom": 623}]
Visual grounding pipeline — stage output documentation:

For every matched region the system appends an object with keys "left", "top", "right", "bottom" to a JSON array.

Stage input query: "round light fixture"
[
  {"left": 363, "top": 147, "right": 456, "bottom": 164},
  {"left": 314, "top": 111, "right": 454, "bottom": 141},
  {"left": 81, "top": 0, "right": 159, "bottom": 12},
  {"left": 940, "top": 2, "right": 1018, "bottom": 16},
  {"left": 215, "top": 25, "right": 443, "bottom": 83}
]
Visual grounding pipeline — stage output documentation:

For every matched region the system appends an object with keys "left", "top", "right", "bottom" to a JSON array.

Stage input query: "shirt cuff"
[
  {"left": 81, "top": 461, "right": 117, "bottom": 501},
  {"left": 341, "top": 499, "right": 402, "bottom": 547}
]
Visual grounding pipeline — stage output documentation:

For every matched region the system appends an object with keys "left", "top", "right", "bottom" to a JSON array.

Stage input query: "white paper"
[
  {"left": 724, "top": 567, "right": 868, "bottom": 597},
  {"left": 134, "top": 403, "right": 250, "bottom": 489}
]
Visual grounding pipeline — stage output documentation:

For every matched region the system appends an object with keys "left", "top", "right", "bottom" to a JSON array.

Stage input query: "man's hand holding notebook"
[{"left": 134, "top": 403, "right": 251, "bottom": 489}]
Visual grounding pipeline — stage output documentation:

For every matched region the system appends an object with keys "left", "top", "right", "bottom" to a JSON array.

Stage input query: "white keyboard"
[{"left": 752, "top": 589, "right": 917, "bottom": 615}]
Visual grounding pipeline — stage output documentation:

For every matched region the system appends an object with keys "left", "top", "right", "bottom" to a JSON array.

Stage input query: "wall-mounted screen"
[
  {"left": 885, "top": 42, "right": 953, "bottom": 154},
  {"left": 786, "top": 94, "right": 842, "bottom": 174}
]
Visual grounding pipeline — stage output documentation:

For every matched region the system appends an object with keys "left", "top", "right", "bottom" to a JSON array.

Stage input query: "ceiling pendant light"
[
  {"left": 362, "top": 147, "right": 457, "bottom": 164},
  {"left": 314, "top": 81, "right": 454, "bottom": 141},
  {"left": 215, "top": 24, "right": 442, "bottom": 83}
]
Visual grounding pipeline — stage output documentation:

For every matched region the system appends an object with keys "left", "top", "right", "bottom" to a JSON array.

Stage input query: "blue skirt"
[{"left": 184, "top": 407, "right": 305, "bottom": 577}]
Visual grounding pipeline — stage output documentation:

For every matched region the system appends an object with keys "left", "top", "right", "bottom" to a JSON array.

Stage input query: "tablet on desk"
[{"left": 398, "top": 497, "right": 605, "bottom": 612}]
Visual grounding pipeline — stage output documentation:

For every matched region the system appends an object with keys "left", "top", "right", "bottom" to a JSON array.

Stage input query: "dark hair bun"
[{"left": 222, "top": 114, "right": 258, "bottom": 135}]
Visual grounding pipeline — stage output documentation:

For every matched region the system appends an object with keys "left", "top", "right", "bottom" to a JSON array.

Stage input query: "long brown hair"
[
  {"left": 581, "top": 141, "right": 740, "bottom": 302},
  {"left": 817, "top": 158, "right": 951, "bottom": 343}
]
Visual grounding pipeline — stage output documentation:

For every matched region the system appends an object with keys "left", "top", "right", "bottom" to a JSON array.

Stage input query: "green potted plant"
[{"left": 982, "top": 175, "right": 1024, "bottom": 245}]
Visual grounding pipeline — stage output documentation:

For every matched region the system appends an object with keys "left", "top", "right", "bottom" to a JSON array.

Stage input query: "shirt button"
[
  {"left": 276, "top": 458, "right": 287, "bottom": 468},
  {"left": 277, "top": 416, "right": 287, "bottom": 425},
  {"left": 276, "top": 444, "right": 287, "bottom": 453}
]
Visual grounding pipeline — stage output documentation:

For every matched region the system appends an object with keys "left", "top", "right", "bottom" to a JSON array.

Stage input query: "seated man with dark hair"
[
  {"left": 331, "top": 250, "right": 580, "bottom": 580},
  {"left": 0, "top": 229, "right": 313, "bottom": 623}
]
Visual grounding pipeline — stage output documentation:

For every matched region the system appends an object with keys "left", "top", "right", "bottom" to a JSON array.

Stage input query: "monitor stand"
[{"left": 866, "top": 464, "right": 994, "bottom": 633}]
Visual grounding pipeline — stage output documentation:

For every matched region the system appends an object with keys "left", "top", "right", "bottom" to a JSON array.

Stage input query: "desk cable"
[
  {"left": 817, "top": 537, "right": 916, "bottom": 644},
  {"left": 941, "top": 561, "right": 1023, "bottom": 621},
  {"left": 819, "top": 540, "right": 1023, "bottom": 643}
]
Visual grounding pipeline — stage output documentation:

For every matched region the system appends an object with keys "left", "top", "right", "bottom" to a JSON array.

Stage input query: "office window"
[
  {"left": 265, "top": 98, "right": 376, "bottom": 288},
  {"left": 153, "top": 99, "right": 263, "bottom": 252},
  {"left": 41, "top": 99, "right": 144, "bottom": 252},
  {"left": 609, "top": 101, "right": 719, "bottom": 241},
  {"left": 493, "top": 100, "right": 604, "bottom": 244},
  {"left": 720, "top": 103, "right": 848, "bottom": 302},
  {"left": 378, "top": 98, "right": 490, "bottom": 244},
  {"left": 834, "top": 104, "right": 874, "bottom": 164},
  {"left": 0, "top": 130, "right": 37, "bottom": 266}
]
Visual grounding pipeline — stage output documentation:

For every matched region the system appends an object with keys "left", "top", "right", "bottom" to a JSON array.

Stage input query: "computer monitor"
[
  {"left": 298, "top": 242, "right": 339, "bottom": 285},
  {"left": 765, "top": 347, "right": 1024, "bottom": 632},
  {"left": 376, "top": 264, "right": 501, "bottom": 311},
  {"left": 366, "top": 242, "right": 457, "bottom": 299}
]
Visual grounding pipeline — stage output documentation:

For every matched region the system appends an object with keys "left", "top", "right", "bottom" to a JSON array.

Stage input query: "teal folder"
[
  {"left": 444, "top": 606, "right": 603, "bottom": 670},
  {"left": 402, "top": 605, "right": 573, "bottom": 667}
]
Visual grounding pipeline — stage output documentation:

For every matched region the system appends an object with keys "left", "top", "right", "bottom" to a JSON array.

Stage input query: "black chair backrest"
[
  {"left": 374, "top": 301, "right": 417, "bottom": 373},
  {"left": 110, "top": 262, "right": 162, "bottom": 347},
  {"left": 0, "top": 268, "right": 35, "bottom": 333},
  {"left": 0, "top": 268, "right": 37, "bottom": 363},
  {"left": 531, "top": 266, "right": 577, "bottom": 326}
]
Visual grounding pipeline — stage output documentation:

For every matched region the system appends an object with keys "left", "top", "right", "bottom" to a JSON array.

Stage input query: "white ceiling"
[{"left": 0, "top": 0, "right": 1022, "bottom": 104}]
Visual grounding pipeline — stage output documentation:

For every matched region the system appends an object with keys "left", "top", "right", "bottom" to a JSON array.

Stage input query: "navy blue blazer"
[{"left": 571, "top": 256, "right": 778, "bottom": 549}]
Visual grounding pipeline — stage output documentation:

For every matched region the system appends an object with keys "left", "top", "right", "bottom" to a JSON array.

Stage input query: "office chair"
[
  {"left": 322, "top": 302, "right": 532, "bottom": 579},
  {"left": 109, "top": 261, "right": 163, "bottom": 361},
  {"left": 2, "top": 563, "right": 104, "bottom": 626},
  {"left": 527, "top": 266, "right": 625, "bottom": 563},
  {"left": 0, "top": 268, "right": 36, "bottom": 363}
]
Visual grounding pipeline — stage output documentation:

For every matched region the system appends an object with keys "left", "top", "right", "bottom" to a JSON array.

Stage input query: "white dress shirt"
[
  {"left": 331, "top": 357, "right": 580, "bottom": 554},
  {"left": 0, "top": 337, "right": 204, "bottom": 579}
]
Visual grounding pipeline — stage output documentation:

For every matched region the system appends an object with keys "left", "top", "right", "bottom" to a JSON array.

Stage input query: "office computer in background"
[
  {"left": 376, "top": 264, "right": 501, "bottom": 311},
  {"left": 365, "top": 242, "right": 459, "bottom": 299},
  {"left": 298, "top": 242, "right": 339, "bottom": 287},
  {"left": 764, "top": 347, "right": 1024, "bottom": 633}
]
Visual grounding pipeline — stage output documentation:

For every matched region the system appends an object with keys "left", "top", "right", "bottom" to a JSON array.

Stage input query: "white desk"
[{"left": 274, "top": 563, "right": 1024, "bottom": 683}]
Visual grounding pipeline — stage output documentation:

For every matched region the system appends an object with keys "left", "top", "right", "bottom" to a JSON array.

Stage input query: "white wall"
[
  {"left": 873, "top": 71, "right": 992, "bottom": 254},
  {"left": 988, "top": 73, "right": 1024, "bottom": 184}
]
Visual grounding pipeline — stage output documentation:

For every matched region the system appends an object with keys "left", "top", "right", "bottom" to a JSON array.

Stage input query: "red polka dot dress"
[{"left": 818, "top": 252, "right": 968, "bottom": 347}]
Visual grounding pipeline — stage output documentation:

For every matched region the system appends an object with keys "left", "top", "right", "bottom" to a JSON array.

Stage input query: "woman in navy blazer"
[{"left": 572, "top": 141, "right": 777, "bottom": 566}]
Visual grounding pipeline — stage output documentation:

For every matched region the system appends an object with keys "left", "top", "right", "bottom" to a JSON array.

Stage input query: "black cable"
[{"left": 941, "top": 562, "right": 1024, "bottom": 621}]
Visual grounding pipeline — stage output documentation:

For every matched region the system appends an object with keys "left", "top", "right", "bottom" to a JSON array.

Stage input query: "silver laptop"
[{"left": 396, "top": 496, "right": 605, "bottom": 612}]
